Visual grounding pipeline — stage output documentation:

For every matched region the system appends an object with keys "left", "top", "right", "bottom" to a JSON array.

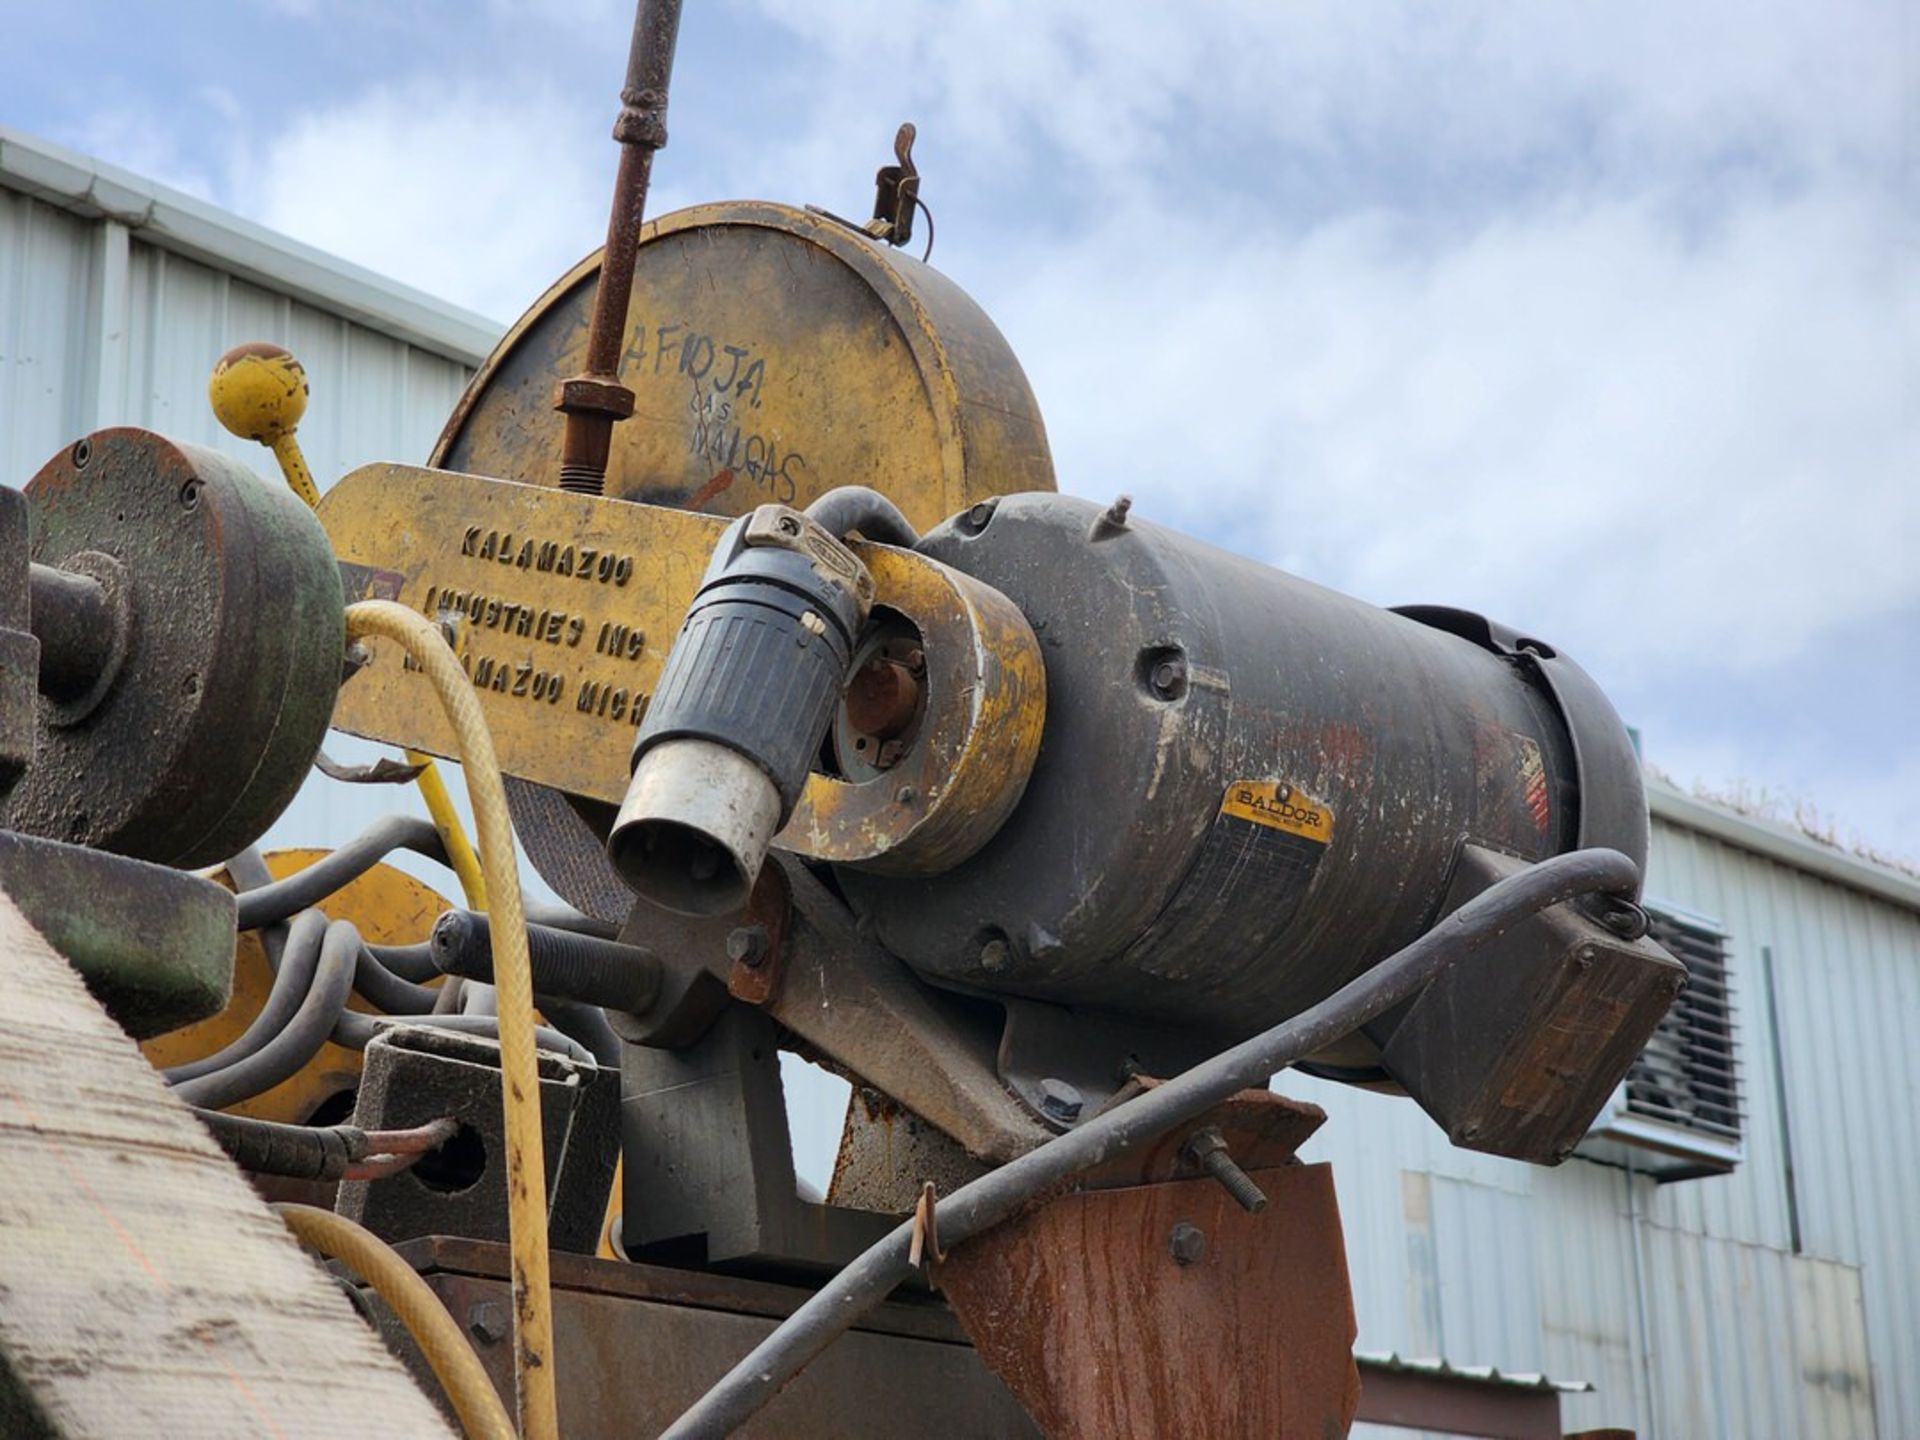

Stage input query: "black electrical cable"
[
  {"left": 234, "top": 816, "right": 450, "bottom": 930},
  {"left": 661, "top": 847, "right": 1642, "bottom": 1439},
  {"left": 429, "top": 910, "right": 661, "bottom": 1014},
  {"left": 368, "top": 905, "right": 623, "bottom": 985},
  {"left": 804, "top": 487, "right": 921, "bottom": 548},
  {"left": 174, "top": 919, "right": 363, "bottom": 1109},
  {"left": 351, "top": 943, "right": 440, "bottom": 1015},
  {"left": 162, "top": 909, "right": 329, "bottom": 1085},
  {"left": 526, "top": 900, "right": 621, "bottom": 939},
  {"left": 193, "top": 1111, "right": 460, "bottom": 1182},
  {"left": 224, "top": 846, "right": 291, "bottom": 971},
  {"left": 432, "top": 974, "right": 468, "bottom": 1015},
  {"left": 366, "top": 939, "right": 438, "bottom": 982},
  {"left": 224, "top": 846, "right": 276, "bottom": 895},
  {"left": 193, "top": 1107, "right": 367, "bottom": 1180}
]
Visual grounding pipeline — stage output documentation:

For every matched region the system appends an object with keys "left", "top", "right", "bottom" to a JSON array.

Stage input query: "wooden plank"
[{"left": 0, "top": 889, "right": 455, "bottom": 1437}]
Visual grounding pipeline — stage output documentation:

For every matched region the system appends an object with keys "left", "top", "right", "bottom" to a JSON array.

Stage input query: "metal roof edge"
[
  {"left": 1354, "top": 1351, "right": 1593, "bottom": 1394},
  {"left": 1647, "top": 774, "right": 1920, "bottom": 915},
  {"left": 0, "top": 125, "right": 503, "bottom": 366}
]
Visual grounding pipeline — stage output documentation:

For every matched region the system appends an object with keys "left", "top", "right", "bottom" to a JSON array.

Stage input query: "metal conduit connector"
[
  {"left": 609, "top": 503, "right": 874, "bottom": 915},
  {"left": 430, "top": 910, "right": 662, "bottom": 1015}
]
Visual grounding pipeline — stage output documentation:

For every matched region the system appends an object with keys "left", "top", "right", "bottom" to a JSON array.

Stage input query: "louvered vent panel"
[{"left": 1624, "top": 907, "right": 1742, "bottom": 1142}]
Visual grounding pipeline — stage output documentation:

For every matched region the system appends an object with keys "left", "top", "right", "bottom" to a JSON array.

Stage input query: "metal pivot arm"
[{"left": 662, "top": 846, "right": 1643, "bottom": 1439}]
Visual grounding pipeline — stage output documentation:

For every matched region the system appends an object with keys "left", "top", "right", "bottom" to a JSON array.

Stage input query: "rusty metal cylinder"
[{"left": 836, "top": 493, "right": 1647, "bottom": 1039}]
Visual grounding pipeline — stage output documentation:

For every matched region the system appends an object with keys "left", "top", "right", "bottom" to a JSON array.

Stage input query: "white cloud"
[
  {"left": 733, "top": 0, "right": 1907, "bottom": 205},
  {"left": 229, "top": 79, "right": 612, "bottom": 321},
  {"left": 55, "top": 108, "right": 221, "bottom": 202},
  {"left": 106, "top": 0, "right": 1909, "bottom": 852},
  {"left": 986, "top": 181, "right": 1913, "bottom": 676}
]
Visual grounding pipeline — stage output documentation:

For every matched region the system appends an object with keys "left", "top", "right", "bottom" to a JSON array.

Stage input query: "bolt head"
[
  {"left": 467, "top": 1299, "right": 508, "bottom": 1344},
  {"left": 1037, "top": 1077, "right": 1084, "bottom": 1123},
  {"left": 1146, "top": 651, "right": 1189, "bottom": 700},
  {"left": 979, "top": 937, "right": 1011, "bottom": 972},
  {"left": 962, "top": 500, "right": 998, "bottom": 534},
  {"left": 726, "top": 924, "right": 770, "bottom": 968},
  {"left": 1168, "top": 1222, "right": 1206, "bottom": 1267}
]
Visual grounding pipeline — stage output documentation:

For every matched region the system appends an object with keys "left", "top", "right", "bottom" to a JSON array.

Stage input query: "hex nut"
[
  {"left": 1037, "top": 1077, "right": 1084, "bottom": 1123},
  {"left": 467, "top": 1299, "right": 508, "bottom": 1344},
  {"left": 1168, "top": 1221, "right": 1206, "bottom": 1267},
  {"left": 726, "top": 924, "right": 771, "bottom": 969}
]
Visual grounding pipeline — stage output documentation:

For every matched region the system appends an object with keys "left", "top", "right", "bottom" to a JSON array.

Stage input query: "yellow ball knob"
[{"left": 208, "top": 342, "right": 309, "bottom": 444}]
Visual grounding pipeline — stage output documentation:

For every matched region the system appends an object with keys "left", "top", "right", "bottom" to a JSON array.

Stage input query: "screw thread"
[{"left": 1201, "top": 1149, "right": 1269, "bottom": 1214}]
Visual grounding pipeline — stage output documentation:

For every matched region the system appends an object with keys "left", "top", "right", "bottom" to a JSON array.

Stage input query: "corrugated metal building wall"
[
  {"left": 5, "top": 128, "right": 1915, "bottom": 1440},
  {"left": 0, "top": 127, "right": 492, "bottom": 495},
  {"left": 1315, "top": 785, "right": 1919, "bottom": 1439},
  {"left": 0, "top": 125, "right": 501, "bottom": 856}
]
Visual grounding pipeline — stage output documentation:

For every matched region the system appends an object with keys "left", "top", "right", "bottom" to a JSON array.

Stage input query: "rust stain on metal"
[
  {"left": 939, "top": 1164, "right": 1360, "bottom": 1439},
  {"left": 725, "top": 863, "right": 791, "bottom": 1006},
  {"left": 1078, "top": 1084, "right": 1327, "bottom": 1192},
  {"left": 686, "top": 467, "right": 735, "bottom": 511},
  {"left": 843, "top": 656, "right": 921, "bottom": 740}
]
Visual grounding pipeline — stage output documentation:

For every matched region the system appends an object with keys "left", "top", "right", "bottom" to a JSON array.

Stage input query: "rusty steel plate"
[
  {"left": 1077, "top": 1085, "right": 1328, "bottom": 1192},
  {"left": 368, "top": 1238, "right": 1039, "bottom": 1438},
  {"left": 432, "top": 201, "right": 1054, "bottom": 525},
  {"left": 319, "top": 464, "right": 1043, "bottom": 874},
  {"left": 939, "top": 1164, "right": 1361, "bottom": 1439}
]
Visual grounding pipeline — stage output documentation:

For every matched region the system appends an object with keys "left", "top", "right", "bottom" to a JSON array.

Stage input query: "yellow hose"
[
  {"left": 343, "top": 600, "right": 558, "bottom": 1440},
  {"left": 408, "top": 748, "right": 490, "bottom": 909},
  {"left": 275, "top": 1204, "right": 516, "bottom": 1440}
]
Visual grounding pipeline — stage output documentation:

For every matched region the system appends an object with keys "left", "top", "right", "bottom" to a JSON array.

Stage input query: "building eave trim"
[
  {"left": 0, "top": 125, "right": 503, "bottom": 366},
  {"left": 1648, "top": 775, "right": 1920, "bottom": 915}
]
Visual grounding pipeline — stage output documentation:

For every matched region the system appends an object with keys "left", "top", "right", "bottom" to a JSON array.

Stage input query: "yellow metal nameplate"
[{"left": 319, "top": 464, "right": 1046, "bottom": 872}]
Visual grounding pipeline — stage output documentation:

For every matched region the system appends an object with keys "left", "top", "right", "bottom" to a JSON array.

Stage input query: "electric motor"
[{"left": 833, "top": 492, "right": 1647, "bottom": 1041}]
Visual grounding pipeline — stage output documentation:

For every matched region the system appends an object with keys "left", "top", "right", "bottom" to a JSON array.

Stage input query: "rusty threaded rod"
[{"left": 555, "top": 0, "right": 685, "bottom": 495}]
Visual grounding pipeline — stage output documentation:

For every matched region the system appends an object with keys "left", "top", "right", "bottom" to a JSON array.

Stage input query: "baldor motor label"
[
  {"left": 1126, "top": 779, "right": 1334, "bottom": 967},
  {"left": 1219, "top": 780, "right": 1334, "bottom": 843}
]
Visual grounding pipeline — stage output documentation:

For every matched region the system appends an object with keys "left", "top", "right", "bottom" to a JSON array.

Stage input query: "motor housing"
[{"left": 836, "top": 492, "right": 1649, "bottom": 1043}]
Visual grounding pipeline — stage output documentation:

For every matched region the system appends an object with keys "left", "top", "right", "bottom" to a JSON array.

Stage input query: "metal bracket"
[
  {"left": 619, "top": 1004, "right": 896, "bottom": 1269},
  {"left": 869, "top": 123, "right": 920, "bottom": 248},
  {"left": 994, "top": 996, "right": 1222, "bottom": 1134},
  {"left": 617, "top": 854, "right": 1050, "bottom": 1165}
]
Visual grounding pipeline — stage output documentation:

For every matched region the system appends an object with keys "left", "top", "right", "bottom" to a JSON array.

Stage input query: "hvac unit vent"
[{"left": 1577, "top": 901, "right": 1743, "bottom": 1181}]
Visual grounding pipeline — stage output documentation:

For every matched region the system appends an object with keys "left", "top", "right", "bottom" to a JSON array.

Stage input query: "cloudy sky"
[{"left": 5, "top": 0, "right": 1916, "bottom": 861}]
